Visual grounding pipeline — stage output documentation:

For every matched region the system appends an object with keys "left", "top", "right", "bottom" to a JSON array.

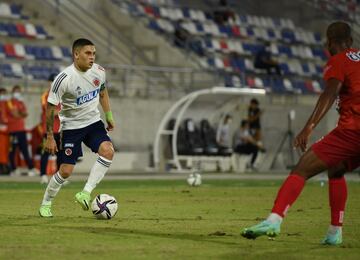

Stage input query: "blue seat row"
[{"left": 0, "top": 63, "right": 61, "bottom": 80}]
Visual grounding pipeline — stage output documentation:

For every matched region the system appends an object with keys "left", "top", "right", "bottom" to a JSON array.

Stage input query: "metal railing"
[{"left": 105, "top": 64, "right": 222, "bottom": 98}]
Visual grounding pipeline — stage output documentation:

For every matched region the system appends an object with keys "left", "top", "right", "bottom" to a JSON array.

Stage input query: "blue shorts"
[{"left": 59, "top": 120, "right": 111, "bottom": 165}]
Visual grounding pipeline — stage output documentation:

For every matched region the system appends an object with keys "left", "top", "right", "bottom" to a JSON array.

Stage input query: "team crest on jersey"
[
  {"left": 76, "top": 86, "right": 82, "bottom": 95},
  {"left": 65, "top": 148, "right": 72, "bottom": 156},
  {"left": 93, "top": 78, "right": 100, "bottom": 87},
  {"left": 346, "top": 51, "right": 360, "bottom": 62}
]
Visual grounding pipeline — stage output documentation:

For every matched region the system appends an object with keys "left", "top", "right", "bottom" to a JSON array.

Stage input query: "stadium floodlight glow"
[{"left": 153, "top": 87, "right": 266, "bottom": 172}]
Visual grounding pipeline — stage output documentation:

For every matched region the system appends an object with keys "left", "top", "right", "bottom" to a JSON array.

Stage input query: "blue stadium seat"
[
  {"left": 6, "top": 23, "right": 19, "bottom": 37},
  {"left": 301, "top": 63, "right": 310, "bottom": 75},
  {"left": 204, "top": 38, "right": 213, "bottom": 49},
  {"left": 219, "top": 25, "right": 232, "bottom": 37},
  {"left": 262, "top": 77, "right": 271, "bottom": 88},
  {"left": 281, "top": 30, "right": 295, "bottom": 43},
  {"left": 195, "top": 22, "right": 204, "bottom": 34},
  {"left": 207, "top": 57, "right": 215, "bottom": 67},
  {"left": 0, "top": 23, "right": 7, "bottom": 36},
  {"left": 127, "top": 3, "right": 141, "bottom": 16},
  {"left": 148, "top": 19, "right": 160, "bottom": 31},
  {"left": 10, "top": 4, "right": 22, "bottom": 18},
  {"left": 242, "top": 43, "right": 254, "bottom": 54},
  {"left": 314, "top": 32, "right": 322, "bottom": 44},
  {"left": 61, "top": 47, "right": 71, "bottom": 58},
  {"left": 35, "top": 25, "right": 49, "bottom": 39},
  {"left": 266, "top": 29, "right": 276, "bottom": 40},
  {"left": 279, "top": 63, "right": 290, "bottom": 75},
  {"left": 0, "top": 44, "right": 4, "bottom": 58},
  {"left": 204, "top": 11, "right": 212, "bottom": 20},
  {"left": 0, "top": 64, "right": 15, "bottom": 77},
  {"left": 294, "top": 80, "right": 307, "bottom": 94},
  {"left": 152, "top": 6, "right": 160, "bottom": 17},
  {"left": 270, "top": 78, "right": 286, "bottom": 93},
  {"left": 224, "top": 74, "right": 233, "bottom": 87},
  {"left": 182, "top": 7, "right": 190, "bottom": 18},
  {"left": 239, "top": 15, "right": 247, "bottom": 24},
  {"left": 316, "top": 65, "right": 323, "bottom": 75},
  {"left": 42, "top": 47, "right": 55, "bottom": 60},
  {"left": 278, "top": 45, "right": 292, "bottom": 57},
  {"left": 246, "top": 27, "right": 254, "bottom": 37},
  {"left": 230, "top": 58, "right": 245, "bottom": 72}
]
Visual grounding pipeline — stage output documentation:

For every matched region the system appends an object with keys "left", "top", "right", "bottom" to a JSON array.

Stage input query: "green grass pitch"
[{"left": 0, "top": 179, "right": 360, "bottom": 259}]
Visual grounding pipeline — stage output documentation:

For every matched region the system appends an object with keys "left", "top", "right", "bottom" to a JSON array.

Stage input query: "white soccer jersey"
[{"left": 48, "top": 63, "right": 106, "bottom": 130}]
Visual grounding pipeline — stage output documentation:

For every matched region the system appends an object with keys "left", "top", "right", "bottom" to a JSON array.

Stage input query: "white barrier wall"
[{"left": 23, "top": 92, "right": 338, "bottom": 171}]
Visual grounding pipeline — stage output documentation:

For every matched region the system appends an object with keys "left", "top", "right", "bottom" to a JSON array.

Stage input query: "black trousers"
[
  {"left": 9, "top": 131, "right": 34, "bottom": 170},
  {"left": 234, "top": 143, "right": 258, "bottom": 165}
]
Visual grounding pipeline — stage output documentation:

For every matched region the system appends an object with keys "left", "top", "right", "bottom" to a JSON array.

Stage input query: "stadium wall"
[{"left": 23, "top": 92, "right": 338, "bottom": 171}]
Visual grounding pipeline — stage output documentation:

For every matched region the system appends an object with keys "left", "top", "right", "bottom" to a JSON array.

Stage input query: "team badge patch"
[
  {"left": 65, "top": 148, "right": 72, "bottom": 156},
  {"left": 93, "top": 78, "right": 100, "bottom": 87}
]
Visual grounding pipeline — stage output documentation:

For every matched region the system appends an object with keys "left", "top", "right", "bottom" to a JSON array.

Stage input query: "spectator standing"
[
  {"left": 0, "top": 88, "right": 10, "bottom": 174},
  {"left": 6, "top": 85, "right": 37, "bottom": 176}
]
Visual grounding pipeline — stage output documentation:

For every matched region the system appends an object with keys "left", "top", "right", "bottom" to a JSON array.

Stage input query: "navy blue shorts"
[{"left": 59, "top": 120, "right": 111, "bottom": 165}]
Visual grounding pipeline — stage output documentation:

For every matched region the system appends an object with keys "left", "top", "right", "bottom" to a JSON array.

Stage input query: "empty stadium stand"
[
  {"left": 0, "top": 2, "right": 71, "bottom": 81},
  {"left": 112, "top": 0, "right": 328, "bottom": 94}
]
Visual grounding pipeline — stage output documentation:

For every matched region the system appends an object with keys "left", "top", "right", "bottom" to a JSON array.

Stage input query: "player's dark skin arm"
[
  {"left": 294, "top": 78, "right": 343, "bottom": 152},
  {"left": 44, "top": 102, "right": 58, "bottom": 155}
]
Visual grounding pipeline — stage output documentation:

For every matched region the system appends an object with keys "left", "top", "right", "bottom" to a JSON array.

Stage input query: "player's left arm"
[
  {"left": 294, "top": 78, "right": 342, "bottom": 152},
  {"left": 99, "top": 84, "right": 115, "bottom": 131}
]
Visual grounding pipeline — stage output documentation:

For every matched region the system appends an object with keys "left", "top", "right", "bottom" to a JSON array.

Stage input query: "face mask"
[
  {"left": 0, "top": 94, "right": 8, "bottom": 101},
  {"left": 13, "top": 92, "right": 22, "bottom": 100}
]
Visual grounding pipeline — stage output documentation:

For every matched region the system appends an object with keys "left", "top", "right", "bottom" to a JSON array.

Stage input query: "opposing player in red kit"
[{"left": 242, "top": 21, "right": 360, "bottom": 245}]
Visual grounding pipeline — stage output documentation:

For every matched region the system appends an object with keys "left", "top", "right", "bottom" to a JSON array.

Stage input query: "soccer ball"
[
  {"left": 91, "top": 194, "right": 118, "bottom": 220},
  {"left": 187, "top": 173, "right": 202, "bottom": 186}
]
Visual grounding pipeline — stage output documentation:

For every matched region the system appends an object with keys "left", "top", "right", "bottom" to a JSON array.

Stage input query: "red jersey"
[
  {"left": 323, "top": 48, "right": 360, "bottom": 129},
  {"left": 0, "top": 100, "right": 8, "bottom": 132},
  {"left": 0, "top": 100, "right": 8, "bottom": 123},
  {"left": 41, "top": 89, "right": 60, "bottom": 134},
  {"left": 6, "top": 98, "right": 27, "bottom": 133}
]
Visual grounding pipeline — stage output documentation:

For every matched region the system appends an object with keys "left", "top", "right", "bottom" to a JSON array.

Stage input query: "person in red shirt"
[
  {"left": 6, "top": 85, "right": 37, "bottom": 176},
  {"left": 0, "top": 88, "right": 10, "bottom": 174},
  {"left": 39, "top": 74, "right": 61, "bottom": 184},
  {"left": 242, "top": 21, "right": 359, "bottom": 245}
]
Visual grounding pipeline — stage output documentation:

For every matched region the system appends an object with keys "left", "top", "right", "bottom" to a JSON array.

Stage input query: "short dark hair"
[
  {"left": 72, "top": 38, "right": 94, "bottom": 54},
  {"left": 0, "top": 87, "right": 7, "bottom": 94},
  {"left": 48, "top": 73, "right": 58, "bottom": 82},
  {"left": 12, "top": 85, "right": 21, "bottom": 92},
  {"left": 241, "top": 119, "right": 249, "bottom": 127},
  {"left": 327, "top": 21, "right": 352, "bottom": 44},
  {"left": 224, "top": 114, "right": 232, "bottom": 123},
  {"left": 250, "top": 98, "right": 259, "bottom": 105}
]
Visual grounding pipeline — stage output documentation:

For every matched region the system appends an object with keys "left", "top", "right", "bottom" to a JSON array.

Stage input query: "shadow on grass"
[
  {"left": 0, "top": 215, "right": 242, "bottom": 247},
  {"left": 57, "top": 225, "right": 243, "bottom": 247}
]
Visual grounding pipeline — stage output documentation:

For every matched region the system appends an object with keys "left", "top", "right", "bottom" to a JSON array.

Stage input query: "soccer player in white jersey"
[{"left": 39, "top": 38, "right": 115, "bottom": 217}]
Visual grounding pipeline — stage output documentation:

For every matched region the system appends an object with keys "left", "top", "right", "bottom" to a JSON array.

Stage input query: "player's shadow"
[{"left": 55, "top": 225, "right": 241, "bottom": 247}]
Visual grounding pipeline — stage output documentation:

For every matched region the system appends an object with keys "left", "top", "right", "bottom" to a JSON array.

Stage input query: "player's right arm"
[
  {"left": 45, "top": 103, "right": 58, "bottom": 155},
  {"left": 294, "top": 78, "right": 342, "bottom": 152},
  {"left": 45, "top": 72, "right": 67, "bottom": 155}
]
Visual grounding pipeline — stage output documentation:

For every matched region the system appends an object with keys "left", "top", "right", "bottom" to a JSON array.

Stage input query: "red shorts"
[{"left": 312, "top": 127, "right": 360, "bottom": 171}]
